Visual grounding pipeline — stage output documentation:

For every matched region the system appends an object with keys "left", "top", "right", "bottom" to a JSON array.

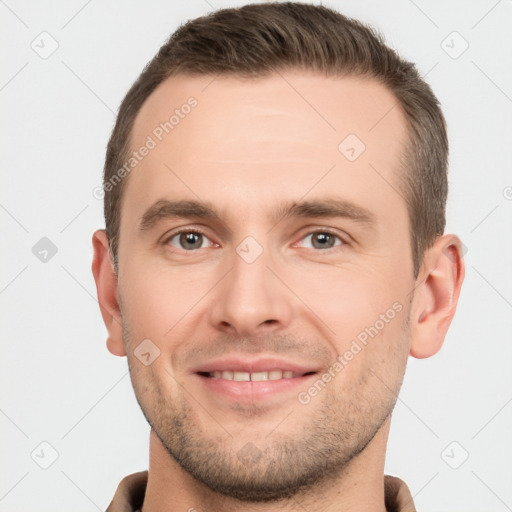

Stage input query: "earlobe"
[
  {"left": 106, "top": 335, "right": 125, "bottom": 357},
  {"left": 409, "top": 234, "right": 465, "bottom": 359},
  {"left": 91, "top": 229, "right": 126, "bottom": 357}
]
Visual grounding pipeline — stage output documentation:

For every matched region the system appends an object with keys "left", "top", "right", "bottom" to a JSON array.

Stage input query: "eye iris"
[
  {"left": 312, "top": 233, "right": 334, "bottom": 249},
  {"left": 180, "top": 232, "right": 202, "bottom": 250}
]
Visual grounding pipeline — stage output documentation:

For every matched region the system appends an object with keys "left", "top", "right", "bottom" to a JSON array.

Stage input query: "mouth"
[
  {"left": 191, "top": 357, "right": 321, "bottom": 402},
  {"left": 198, "top": 369, "right": 316, "bottom": 381}
]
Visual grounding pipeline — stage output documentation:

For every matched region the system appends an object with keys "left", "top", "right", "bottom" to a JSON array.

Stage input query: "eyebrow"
[{"left": 137, "top": 198, "right": 376, "bottom": 232}]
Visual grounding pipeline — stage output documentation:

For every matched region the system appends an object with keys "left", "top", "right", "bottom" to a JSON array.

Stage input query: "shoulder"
[
  {"left": 105, "top": 470, "right": 148, "bottom": 512},
  {"left": 384, "top": 474, "right": 416, "bottom": 512}
]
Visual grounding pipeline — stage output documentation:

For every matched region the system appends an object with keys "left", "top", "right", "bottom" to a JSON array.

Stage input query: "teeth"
[
  {"left": 251, "top": 371, "right": 268, "bottom": 381},
  {"left": 233, "top": 371, "right": 250, "bottom": 381},
  {"left": 209, "top": 369, "right": 301, "bottom": 380}
]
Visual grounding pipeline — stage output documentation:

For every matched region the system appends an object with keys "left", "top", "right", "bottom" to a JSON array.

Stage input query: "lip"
[
  {"left": 193, "top": 372, "right": 318, "bottom": 401},
  {"left": 189, "top": 356, "right": 321, "bottom": 402},
  {"left": 189, "top": 356, "right": 320, "bottom": 375}
]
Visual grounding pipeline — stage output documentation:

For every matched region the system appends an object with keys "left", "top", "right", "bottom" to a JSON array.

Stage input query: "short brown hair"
[{"left": 103, "top": 1, "right": 448, "bottom": 278}]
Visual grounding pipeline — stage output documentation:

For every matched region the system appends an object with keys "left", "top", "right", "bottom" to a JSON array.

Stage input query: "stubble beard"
[{"left": 121, "top": 311, "right": 410, "bottom": 503}]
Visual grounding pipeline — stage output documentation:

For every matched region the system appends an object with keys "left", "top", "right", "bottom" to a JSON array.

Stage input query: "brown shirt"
[{"left": 106, "top": 471, "right": 416, "bottom": 512}]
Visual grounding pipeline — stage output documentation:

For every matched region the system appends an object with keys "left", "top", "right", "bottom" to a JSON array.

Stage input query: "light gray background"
[{"left": 1, "top": 1, "right": 511, "bottom": 511}]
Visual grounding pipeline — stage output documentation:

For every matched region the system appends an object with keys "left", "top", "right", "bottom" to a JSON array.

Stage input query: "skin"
[{"left": 92, "top": 71, "right": 465, "bottom": 512}]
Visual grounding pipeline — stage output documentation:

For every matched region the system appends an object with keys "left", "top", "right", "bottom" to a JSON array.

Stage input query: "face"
[{"left": 116, "top": 71, "right": 415, "bottom": 501}]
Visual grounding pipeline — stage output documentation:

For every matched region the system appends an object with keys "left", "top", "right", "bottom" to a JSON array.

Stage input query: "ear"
[
  {"left": 409, "top": 234, "right": 465, "bottom": 359},
  {"left": 91, "top": 229, "right": 126, "bottom": 357}
]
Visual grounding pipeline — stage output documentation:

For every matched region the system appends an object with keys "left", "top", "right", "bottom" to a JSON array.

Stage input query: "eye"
[
  {"left": 298, "top": 231, "right": 344, "bottom": 250},
  {"left": 164, "top": 230, "right": 213, "bottom": 251}
]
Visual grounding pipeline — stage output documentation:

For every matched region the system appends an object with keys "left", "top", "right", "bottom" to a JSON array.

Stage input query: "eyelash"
[
  {"left": 161, "top": 228, "right": 214, "bottom": 250},
  {"left": 161, "top": 228, "right": 347, "bottom": 252}
]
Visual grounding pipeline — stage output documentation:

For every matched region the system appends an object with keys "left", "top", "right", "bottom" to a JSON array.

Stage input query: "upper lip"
[{"left": 190, "top": 356, "right": 321, "bottom": 375}]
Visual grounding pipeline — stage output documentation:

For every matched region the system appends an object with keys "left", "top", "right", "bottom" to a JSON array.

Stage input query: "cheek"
[
  {"left": 292, "top": 263, "right": 405, "bottom": 338},
  {"left": 127, "top": 357, "right": 174, "bottom": 420},
  {"left": 121, "top": 261, "right": 215, "bottom": 339},
  {"left": 290, "top": 264, "right": 410, "bottom": 379},
  {"left": 324, "top": 307, "right": 409, "bottom": 408}
]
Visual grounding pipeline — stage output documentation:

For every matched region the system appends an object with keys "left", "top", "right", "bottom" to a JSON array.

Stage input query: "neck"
[{"left": 141, "top": 418, "right": 391, "bottom": 512}]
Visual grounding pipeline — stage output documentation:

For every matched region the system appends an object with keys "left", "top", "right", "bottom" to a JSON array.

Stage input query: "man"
[{"left": 92, "top": 2, "right": 465, "bottom": 511}]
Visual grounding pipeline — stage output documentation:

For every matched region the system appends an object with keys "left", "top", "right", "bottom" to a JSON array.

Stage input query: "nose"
[{"left": 209, "top": 244, "right": 294, "bottom": 337}]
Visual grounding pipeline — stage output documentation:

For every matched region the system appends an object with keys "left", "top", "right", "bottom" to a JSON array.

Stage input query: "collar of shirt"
[{"left": 105, "top": 471, "right": 417, "bottom": 512}]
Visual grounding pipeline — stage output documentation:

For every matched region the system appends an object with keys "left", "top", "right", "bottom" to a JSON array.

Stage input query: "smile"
[{"left": 201, "top": 369, "right": 313, "bottom": 381}]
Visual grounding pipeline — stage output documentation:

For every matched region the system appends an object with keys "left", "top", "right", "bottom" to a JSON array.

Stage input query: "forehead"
[
  {"left": 131, "top": 70, "right": 406, "bottom": 154},
  {"left": 124, "top": 71, "right": 408, "bottom": 228}
]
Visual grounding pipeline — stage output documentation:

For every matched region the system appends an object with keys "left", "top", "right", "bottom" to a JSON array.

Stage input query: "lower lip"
[{"left": 194, "top": 373, "right": 318, "bottom": 401}]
